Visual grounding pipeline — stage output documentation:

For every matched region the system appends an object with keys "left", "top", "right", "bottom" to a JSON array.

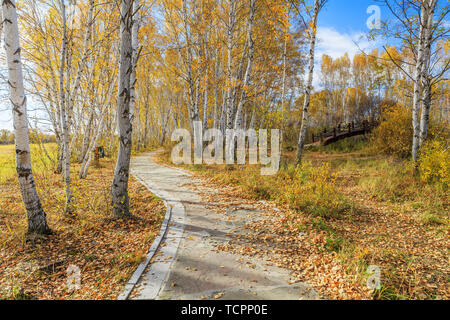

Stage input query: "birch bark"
[
  {"left": 225, "top": 0, "right": 237, "bottom": 130},
  {"left": 234, "top": 0, "right": 256, "bottom": 130},
  {"left": 419, "top": 0, "right": 437, "bottom": 146},
  {"left": 181, "top": 0, "right": 198, "bottom": 125},
  {"left": 213, "top": 32, "right": 220, "bottom": 129},
  {"left": 411, "top": 3, "right": 428, "bottom": 162},
  {"left": 59, "top": 0, "right": 73, "bottom": 214},
  {"left": 130, "top": 0, "right": 140, "bottom": 121},
  {"left": 296, "top": 0, "right": 321, "bottom": 164},
  {"left": 202, "top": 34, "right": 209, "bottom": 130},
  {"left": 111, "top": 0, "right": 134, "bottom": 218},
  {"left": 3, "top": 0, "right": 51, "bottom": 234},
  {"left": 79, "top": 110, "right": 94, "bottom": 163}
]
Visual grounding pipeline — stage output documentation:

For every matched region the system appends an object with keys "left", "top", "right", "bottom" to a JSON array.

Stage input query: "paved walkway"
[{"left": 126, "top": 151, "right": 319, "bottom": 300}]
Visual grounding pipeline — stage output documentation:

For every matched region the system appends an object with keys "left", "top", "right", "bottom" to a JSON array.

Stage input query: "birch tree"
[
  {"left": 375, "top": 0, "right": 447, "bottom": 162},
  {"left": 225, "top": 0, "right": 237, "bottom": 130},
  {"left": 294, "top": 0, "right": 327, "bottom": 164},
  {"left": 111, "top": 0, "right": 134, "bottom": 218},
  {"left": 130, "top": 0, "right": 141, "bottom": 120},
  {"left": 2, "top": 0, "right": 51, "bottom": 234},
  {"left": 418, "top": 0, "right": 440, "bottom": 147},
  {"left": 411, "top": 2, "right": 430, "bottom": 162},
  {"left": 58, "top": 0, "right": 73, "bottom": 214},
  {"left": 234, "top": 0, "right": 256, "bottom": 130}
]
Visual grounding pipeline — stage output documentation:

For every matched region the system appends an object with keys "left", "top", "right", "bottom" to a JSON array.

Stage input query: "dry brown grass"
[
  {"left": 0, "top": 146, "right": 165, "bottom": 300},
  {"left": 157, "top": 146, "right": 449, "bottom": 300}
]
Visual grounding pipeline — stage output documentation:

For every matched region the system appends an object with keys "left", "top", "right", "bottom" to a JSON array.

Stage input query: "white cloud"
[
  {"left": 312, "top": 27, "right": 378, "bottom": 88},
  {"left": 316, "top": 27, "right": 371, "bottom": 59}
]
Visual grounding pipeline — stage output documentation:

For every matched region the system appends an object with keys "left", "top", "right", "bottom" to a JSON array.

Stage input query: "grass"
[
  {"left": 0, "top": 143, "right": 57, "bottom": 185},
  {"left": 0, "top": 144, "right": 165, "bottom": 299},
  {"left": 307, "top": 135, "right": 370, "bottom": 154},
  {"left": 311, "top": 150, "right": 448, "bottom": 300},
  {"left": 160, "top": 148, "right": 353, "bottom": 219},
  {"left": 158, "top": 138, "right": 449, "bottom": 300}
]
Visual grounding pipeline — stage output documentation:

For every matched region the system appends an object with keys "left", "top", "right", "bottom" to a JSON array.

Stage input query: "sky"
[{"left": 312, "top": 0, "right": 391, "bottom": 87}]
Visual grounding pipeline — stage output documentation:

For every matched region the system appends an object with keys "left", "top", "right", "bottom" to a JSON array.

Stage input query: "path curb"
[{"left": 117, "top": 174, "right": 174, "bottom": 300}]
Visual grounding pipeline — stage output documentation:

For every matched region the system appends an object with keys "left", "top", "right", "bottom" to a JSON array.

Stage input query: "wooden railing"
[{"left": 310, "top": 120, "right": 378, "bottom": 146}]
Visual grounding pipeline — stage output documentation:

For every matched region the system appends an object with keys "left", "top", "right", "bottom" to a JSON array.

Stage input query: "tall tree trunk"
[
  {"left": 281, "top": 27, "right": 288, "bottom": 127},
  {"left": 80, "top": 78, "right": 116, "bottom": 178},
  {"left": 130, "top": 0, "right": 140, "bottom": 121},
  {"left": 411, "top": 3, "right": 429, "bottom": 162},
  {"left": 234, "top": 0, "right": 255, "bottom": 130},
  {"left": 79, "top": 110, "right": 94, "bottom": 163},
  {"left": 419, "top": 0, "right": 437, "bottom": 146},
  {"left": 111, "top": 0, "right": 134, "bottom": 218},
  {"left": 220, "top": 89, "right": 226, "bottom": 133},
  {"left": 3, "top": 0, "right": 51, "bottom": 234},
  {"left": 419, "top": 76, "right": 432, "bottom": 146},
  {"left": 56, "top": 138, "right": 63, "bottom": 173},
  {"left": 59, "top": 0, "right": 73, "bottom": 214},
  {"left": 296, "top": 0, "right": 320, "bottom": 165},
  {"left": 67, "top": 0, "right": 95, "bottom": 116},
  {"left": 225, "top": 0, "right": 237, "bottom": 130},
  {"left": 213, "top": 27, "right": 221, "bottom": 129},
  {"left": 180, "top": 0, "right": 198, "bottom": 127},
  {"left": 202, "top": 39, "right": 209, "bottom": 130}
]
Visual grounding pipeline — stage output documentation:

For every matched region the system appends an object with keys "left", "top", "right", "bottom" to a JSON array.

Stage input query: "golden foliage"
[
  {"left": 419, "top": 139, "right": 449, "bottom": 187},
  {"left": 370, "top": 103, "right": 413, "bottom": 158}
]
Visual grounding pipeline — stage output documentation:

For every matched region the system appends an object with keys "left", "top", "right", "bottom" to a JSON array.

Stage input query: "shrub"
[
  {"left": 282, "top": 161, "right": 351, "bottom": 218},
  {"left": 418, "top": 139, "right": 449, "bottom": 187},
  {"left": 369, "top": 103, "right": 412, "bottom": 158}
]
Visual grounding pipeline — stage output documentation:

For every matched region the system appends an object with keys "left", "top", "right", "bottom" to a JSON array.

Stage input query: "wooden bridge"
[{"left": 309, "top": 120, "right": 378, "bottom": 147}]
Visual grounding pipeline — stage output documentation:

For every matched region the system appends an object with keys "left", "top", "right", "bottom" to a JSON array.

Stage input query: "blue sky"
[
  {"left": 319, "top": 0, "right": 388, "bottom": 34},
  {"left": 312, "top": 0, "right": 391, "bottom": 86}
]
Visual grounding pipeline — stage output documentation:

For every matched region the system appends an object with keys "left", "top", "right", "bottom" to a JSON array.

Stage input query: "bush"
[
  {"left": 369, "top": 103, "right": 412, "bottom": 158},
  {"left": 282, "top": 161, "right": 351, "bottom": 217},
  {"left": 418, "top": 139, "right": 449, "bottom": 187}
]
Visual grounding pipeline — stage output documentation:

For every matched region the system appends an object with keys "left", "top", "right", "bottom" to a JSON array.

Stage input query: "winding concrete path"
[{"left": 124, "top": 151, "right": 319, "bottom": 300}]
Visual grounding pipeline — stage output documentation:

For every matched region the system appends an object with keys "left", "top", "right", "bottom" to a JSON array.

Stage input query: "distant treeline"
[{"left": 0, "top": 129, "right": 56, "bottom": 145}]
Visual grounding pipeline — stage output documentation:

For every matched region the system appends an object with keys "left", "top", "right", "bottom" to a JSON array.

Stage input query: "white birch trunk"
[
  {"left": 213, "top": 38, "right": 220, "bottom": 129},
  {"left": 79, "top": 113, "right": 105, "bottom": 179},
  {"left": 111, "top": 0, "right": 134, "bottom": 218},
  {"left": 202, "top": 37, "right": 209, "bottom": 130},
  {"left": 181, "top": 0, "right": 198, "bottom": 125},
  {"left": 129, "top": 0, "right": 140, "bottom": 121},
  {"left": 411, "top": 3, "right": 428, "bottom": 162},
  {"left": 419, "top": 0, "right": 437, "bottom": 147},
  {"left": 281, "top": 28, "right": 288, "bottom": 124},
  {"left": 59, "top": 0, "right": 73, "bottom": 214},
  {"left": 79, "top": 110, "right": 94, "bottom": 163},
  {"left": 67, "top": 0, "right": 95, "bottom": 114},
  {"left": 296, "top": 0, "right": 320, "bottom": 164},
  {"left": 234, "top": 0, "right": 255, "bottom": 130},
  {"left": 225, "top": 0, "right": 237, "bottom": 130},
  {"left": 3, "top": 0, "right": 51, "bottom": 234},
  {"left": 79, "top": 78, "right": 116, "bottom": 178}
]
